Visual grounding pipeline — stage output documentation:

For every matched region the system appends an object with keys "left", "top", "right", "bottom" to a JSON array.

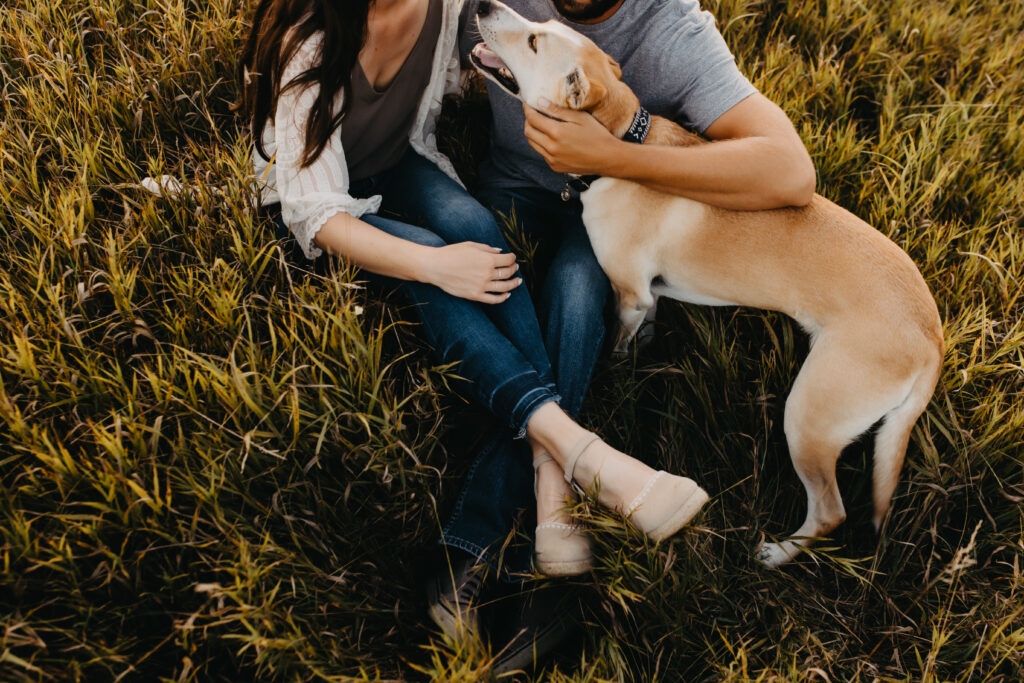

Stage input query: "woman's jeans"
[
  {"left": 436, "top": 180, "right": 610, "bottom": 577},
  {"left": 440, "top": 182, "right": 611, "bottom": 579},
  {"left": 268, "top": 148, "right": 559, "bottom": 435}
]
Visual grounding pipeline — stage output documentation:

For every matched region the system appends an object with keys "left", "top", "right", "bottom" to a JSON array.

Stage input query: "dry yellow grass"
[{"left": 1, "top": 0, "right": 1021, "bottom": 680}]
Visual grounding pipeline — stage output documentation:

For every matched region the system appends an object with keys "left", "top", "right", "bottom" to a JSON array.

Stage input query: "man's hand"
[
  {"left": 523, "top": 99, "right": 622, "bottom": 176},
  {"left": 523, "top": 94, "right": 814, "bottom": 210}
]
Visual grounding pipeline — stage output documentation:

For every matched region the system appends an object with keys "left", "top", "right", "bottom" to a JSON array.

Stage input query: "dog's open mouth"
[{"left": 471, "top": 43, "right": 520, "bottom": 95}]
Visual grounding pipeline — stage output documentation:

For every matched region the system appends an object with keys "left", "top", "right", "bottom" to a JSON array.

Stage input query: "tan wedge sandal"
[
  {"left": 533, "top": 453, "right": 592, "bottom": 576},
  {"left": 563, "top": 432, "right": 709, "bottom": 543}
]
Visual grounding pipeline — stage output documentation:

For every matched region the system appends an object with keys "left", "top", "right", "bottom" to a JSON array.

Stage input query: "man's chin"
[{"left": 550, "top": 0, "right": 623, "bottom": 21}]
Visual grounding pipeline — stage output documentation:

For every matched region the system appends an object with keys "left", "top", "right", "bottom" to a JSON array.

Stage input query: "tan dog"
[{"left": 471, "top": 0, "right": 944, "bottom": 566}]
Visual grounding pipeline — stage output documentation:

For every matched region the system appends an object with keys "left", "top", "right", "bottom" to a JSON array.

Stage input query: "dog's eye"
[{"left": 528, "top": 34, "right": 537, "bottom": 52}]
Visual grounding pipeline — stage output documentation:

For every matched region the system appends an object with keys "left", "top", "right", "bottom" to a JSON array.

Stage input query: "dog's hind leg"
[
  {"left": 635, "top": 295, "right": 659, "bottom": 351},
  {"left": 602, "top": 254, "right": 656, "bottom": 355},
  {"left": 612, "top": 284, "right": 654, "bottom": 355},
  {"left": 756, "top": 409, "right": 849, "bottom": 568},
  {"left": 756, "top": 335, "right": 912, "bottom": 567},
  {"left": 871, "top": 357, "right": 941, "bottom": 530}
]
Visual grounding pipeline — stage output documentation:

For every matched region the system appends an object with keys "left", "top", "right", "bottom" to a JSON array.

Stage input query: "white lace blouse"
[{"left": 254, "top": 0, "right": 465, "bottom": 260}]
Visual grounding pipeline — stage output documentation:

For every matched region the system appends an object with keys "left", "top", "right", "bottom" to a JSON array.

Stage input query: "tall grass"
[{"left": 1, "top": 0, "right": 1021, "bottom": 679}]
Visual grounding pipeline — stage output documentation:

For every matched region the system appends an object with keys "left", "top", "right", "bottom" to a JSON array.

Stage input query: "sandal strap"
[
  {"left": 562, "top": 431, "right": 601, "bottom": 486},
  {"left": 532, "top": 452, "right": 554, "bottom": 498},
  {"left": 532, "top": 452, "right": 555, "bottom": 470}
]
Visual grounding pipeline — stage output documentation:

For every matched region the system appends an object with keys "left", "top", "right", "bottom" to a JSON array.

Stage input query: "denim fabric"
[
  {"left": 267, "top": 148, "right": 559, "bottom": 434},
  {"left": 439, "top": 183, "right": 612, "bottom": 580}
]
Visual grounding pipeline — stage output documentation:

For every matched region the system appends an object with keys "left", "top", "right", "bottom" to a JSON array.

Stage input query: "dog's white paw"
[{"left": 755, "top": 541, "right": 799, "bottom": 568}]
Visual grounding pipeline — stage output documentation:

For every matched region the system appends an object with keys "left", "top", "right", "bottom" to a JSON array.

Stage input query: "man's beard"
[{"left": 551, "top": 0, "right": 624, "bottom": 21}]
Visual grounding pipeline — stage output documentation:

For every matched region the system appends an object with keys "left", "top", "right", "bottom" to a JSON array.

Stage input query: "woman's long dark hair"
[{"left": 238, "top": 0, "right": 373, "bottom": 168}]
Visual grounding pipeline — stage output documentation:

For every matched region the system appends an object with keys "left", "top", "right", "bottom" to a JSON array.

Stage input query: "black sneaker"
[
  {"left": 427, "top": 548, "right": 489, "bottom": 639},
  {"left": 489, "top": 581, "right": 582, "bottom": 676}
]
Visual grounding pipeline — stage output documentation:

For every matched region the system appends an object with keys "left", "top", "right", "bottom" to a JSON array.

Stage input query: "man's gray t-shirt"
[{"left": 459, "top": 0, "right": 757, "bottom": 195}]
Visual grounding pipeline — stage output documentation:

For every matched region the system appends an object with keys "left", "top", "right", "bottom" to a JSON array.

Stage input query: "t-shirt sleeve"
[{"left": 663, "top": 1, "right": 757, "bottom": 133}]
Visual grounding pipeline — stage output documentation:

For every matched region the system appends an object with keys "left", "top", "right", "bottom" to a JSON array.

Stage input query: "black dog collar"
[{"left": 562, "top": 105, "right": 652, "bottom": 200}]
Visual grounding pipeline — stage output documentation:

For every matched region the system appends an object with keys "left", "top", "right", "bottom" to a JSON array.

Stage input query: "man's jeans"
[
  {"left": 440, "top": 183, "right": 612, "bottom": 578},
  {"left": 268, "top": 149, "right": 559, "bottom": 434}
]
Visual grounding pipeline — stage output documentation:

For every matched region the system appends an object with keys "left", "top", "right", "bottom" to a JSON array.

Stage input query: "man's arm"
[{"left": 523, "top": 93, "right": 817, "bottom": 210}]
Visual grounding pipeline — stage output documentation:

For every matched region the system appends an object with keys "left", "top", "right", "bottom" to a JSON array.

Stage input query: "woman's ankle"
[
  {"left": 528, "top": 438, "right": 549, "bottom": 463},
  {"left": 524, "top": 403, "right": 590, "bottom": 462},
  {"left": 524, "top": 403, "right": 659, "bottom": 511}
]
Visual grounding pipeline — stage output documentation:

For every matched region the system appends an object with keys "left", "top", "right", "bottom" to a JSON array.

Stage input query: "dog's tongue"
[{"left": 473, "top": 43, "right": 507, "bottom": 70}]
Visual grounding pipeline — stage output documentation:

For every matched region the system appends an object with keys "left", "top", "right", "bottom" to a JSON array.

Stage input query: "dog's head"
[{"left": 470, "top": 0, "right": 623, "bottom": 112}]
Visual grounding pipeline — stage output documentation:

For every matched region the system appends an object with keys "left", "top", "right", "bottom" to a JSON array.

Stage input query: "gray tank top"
[{"left": 342, "top": 0, "right": 442, "bottom": 181}]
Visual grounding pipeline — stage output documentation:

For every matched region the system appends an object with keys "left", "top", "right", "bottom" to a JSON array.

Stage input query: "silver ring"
[{"left": 497, "top": 267, "right": 505, "bottom": 279}]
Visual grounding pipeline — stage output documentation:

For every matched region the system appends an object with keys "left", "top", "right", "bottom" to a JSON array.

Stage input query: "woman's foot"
[
  {"left": 535, "top": 416, "right": 660, "bottom": 514},
  {"left": 533, "top": 449, "right": 591, "bottom": 576},
  {"left": 558, "top": 434, "right": 660, "bottom": 514},
  {"left": 534, "top": 451, "right": 576, "bottom": 526},
  {"left": 526, "top": 404, "right": 708, "bottom": 542},
  {"left": 561, "top": 431, "right": 709, "bottom": 541}
]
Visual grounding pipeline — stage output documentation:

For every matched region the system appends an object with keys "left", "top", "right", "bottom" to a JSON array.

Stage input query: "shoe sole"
[
  {"left": 427, "top": 599, "right": 456, "bottom": 637},
  {"left": 426, "top": 574, "right": 478, "bottom": 639},
  {"left": 428, "top": 598, "right": 478, "bottom": 640},
  {"left": 645, "top": 482, "right": 710, "bottom": 542},
  {"left": 535, "top": 523, "right": 593, "bottom": 577},
  {"left": 536, "top": 557, "right": 592, "bottom": 577}
]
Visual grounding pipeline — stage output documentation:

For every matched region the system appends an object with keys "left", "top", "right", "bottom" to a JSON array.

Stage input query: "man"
[{"left": 429, "top": 0, "right": 814, "bottom": 668}]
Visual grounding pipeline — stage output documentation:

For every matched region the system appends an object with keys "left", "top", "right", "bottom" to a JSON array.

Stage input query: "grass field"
[{"left": 1, "top": 0, "right": 1022, "bottom": 679}]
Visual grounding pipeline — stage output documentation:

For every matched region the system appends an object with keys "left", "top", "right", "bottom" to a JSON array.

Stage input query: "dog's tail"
[{"left": 871, "top": 349, "right": 943, "bottom": 530}]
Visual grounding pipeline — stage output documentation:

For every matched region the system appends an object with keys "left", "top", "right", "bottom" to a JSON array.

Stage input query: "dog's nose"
[{"left": 477, "top": 0, "right": 493, "bottom": 17}]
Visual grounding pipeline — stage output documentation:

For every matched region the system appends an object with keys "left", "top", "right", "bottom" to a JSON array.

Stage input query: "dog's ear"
[
  {"left": 607, "top": 56, "right": 622, "bottom": 79},
  {"left": 564, "top": 67, "right": 606, "bottom": 110},
  {"left": 563, "top": 68, "right": 588, "bottom": 109}
]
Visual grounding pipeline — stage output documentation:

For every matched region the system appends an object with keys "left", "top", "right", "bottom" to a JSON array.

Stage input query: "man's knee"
[
  {"left": 550, "top": 258, "right": 610, "bottom": 306},
  {"left": 542, "top": 265, "right": 608, "bottom": 339}
]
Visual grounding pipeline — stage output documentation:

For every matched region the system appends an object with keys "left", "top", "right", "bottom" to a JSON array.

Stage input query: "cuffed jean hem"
[
  {"left": 510, "top": 387, "right": 560, "bottom": 438},
  {"left": 489, "top": 370, "right": 559, "bottom": 434},
  {"left": 437, "top": 433, "right": 535, "bottom": 583},
  {"left": 437, "top": 537, "right": 534, "bottom": 584},
  {"left": 439, "top": 536, "right": 489, "bottom": 564}
]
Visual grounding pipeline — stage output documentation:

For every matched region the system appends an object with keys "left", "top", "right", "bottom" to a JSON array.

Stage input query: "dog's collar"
[
  {"left": 623, "top": 105, "right": 653, "bottom": 144},
  {"left": 562, "top": 105, "right": 651, "bottom": 200}
]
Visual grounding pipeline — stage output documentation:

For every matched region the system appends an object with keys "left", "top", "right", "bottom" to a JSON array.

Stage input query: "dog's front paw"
[{"left": 755, "top": 541, "right": 798, "bottom": 568}]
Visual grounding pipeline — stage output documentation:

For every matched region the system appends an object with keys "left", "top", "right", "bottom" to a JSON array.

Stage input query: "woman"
[{"left": 237, "top": 0, "right": 707, "bottom": 631}]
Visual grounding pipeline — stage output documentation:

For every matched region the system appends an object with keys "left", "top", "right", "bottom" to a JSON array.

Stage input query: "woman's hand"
[{"left": 421, "top": 242, "right": 522, "bottom": 304}]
